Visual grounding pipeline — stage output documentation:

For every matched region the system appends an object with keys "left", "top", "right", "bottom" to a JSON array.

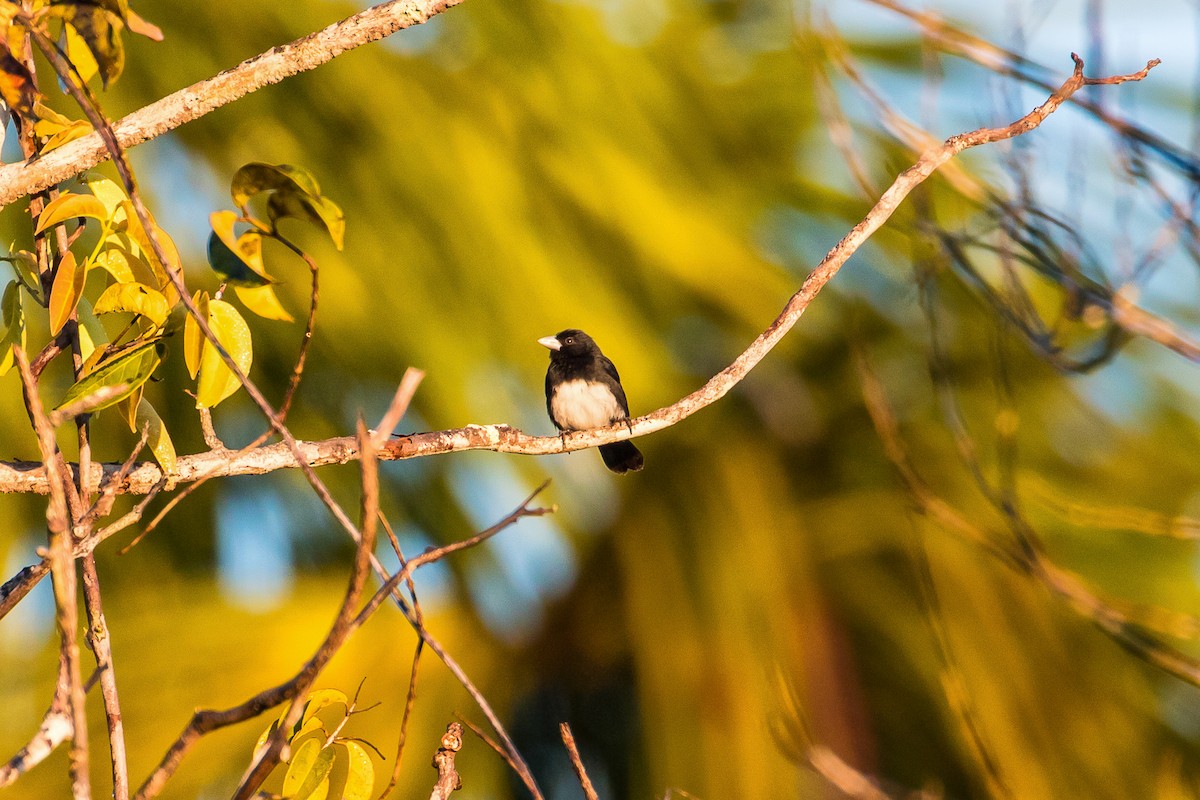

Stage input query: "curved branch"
[
  {"left": 0, "top": 56, "right": 1163, "bottom": 500},
  {"left": 0, "top": 0, "right": 463, "bottom": 209}
]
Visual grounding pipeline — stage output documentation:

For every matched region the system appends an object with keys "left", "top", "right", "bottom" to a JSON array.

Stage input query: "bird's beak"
[{"left": 537, "top": 335, "right": 562, "bottom": 351}]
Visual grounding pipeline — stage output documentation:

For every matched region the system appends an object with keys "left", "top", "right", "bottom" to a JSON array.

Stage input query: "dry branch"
[
  {"left": 0, "top": 0, "right": 463, "bottom": 209},
  {"left": 429, "top": 723, "right": 464, "bottom": 800}
]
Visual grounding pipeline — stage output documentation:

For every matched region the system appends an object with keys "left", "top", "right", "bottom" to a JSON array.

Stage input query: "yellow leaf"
[
  {"left": 195, "top": 299, "right": 252, "bottom": 408},
  {"left": 234, "top": 283, "right": 293, "bottom": 322},
  {"left": 94, "top": 282, "right": 170, "bottom": 327},
  {"left": 0, "top": 282, "right": 24, "bottom": 377},
  {"left": 134, "top": 398, "right": 176, "bottom": 473},
  {"left": 40, "top": 121, "right": 92, "bottom": 154},
  {"left": 183, "top": 290, "right": 208, "bottom": 380},
  {"left": 80, "top": 174, "right": 129, "bottom": 215},
  {"left": 36, "top": 193, "right": 107, "bottom": 234},
  {"left": 48, "top": 251, "right": 86, "bottom": 335}
]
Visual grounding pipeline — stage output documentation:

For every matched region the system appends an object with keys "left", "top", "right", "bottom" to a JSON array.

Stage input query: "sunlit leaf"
[
  {"left": 48, "top": 251, "right": 86, "bottom": 335},
  {"left": 183, "top": 290, "right": 208, "bottom": 379},
  {"left": 208, "top": 210, "right": 272, "bottom": 287},
  {"left": 81, "top": 174, "right": 129, "bottom": 215},
  {"left": 93, "top": 245, "right": 142, "bottom": 284},
  {"left": 234, "top": 283, "right": 294, "bottom": 322},
  {"left": 282, "top": 739, "right": 334, "bottom": 800},
  {"left": 121, "top": 209, "right": 182, "bottom": 306},
  {"left": 335, "top": 740, "right": 374, "bottom": 800},
  {"left": 0, "top": 281, "right": 25, "bottom": 377},
  {"left": 134, "top": 397, "right": 176, "bottom": 472},
  {"left": 94, "top": 282, "right": 170, "bottom": 327},
  {"left": 36, "top": 192, "right": 107, "bottom": 234},
  {"left": 63, "top": 18, "right": 100, "bottom": 85},
  {"left": 40, "top": 120, "right": 92, "bottom": 153},
  {"left": 195, "top": 299, "right": 252, "bottom": 408},
  {"left": 55, "top": 341, "right": 159, "bottom": 413},
  {"left": 299, "top": 689, "right": 349, "bottom": 726}
]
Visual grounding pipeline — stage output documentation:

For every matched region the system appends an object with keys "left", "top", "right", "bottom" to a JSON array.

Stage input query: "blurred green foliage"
[{"left": 3, "top": 1, "right": 1200, "bottom": 798}]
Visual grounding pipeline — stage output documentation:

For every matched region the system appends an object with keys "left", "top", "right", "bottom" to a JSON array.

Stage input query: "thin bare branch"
[
  {"left": 14, "top": 346, "right": 90, "bottom": 799},
  {"left": 0, "top": 0, "right": 465, "bottom": 208},
  {"left": 560, "top": 723, "right": 600, "bottom": 800}
]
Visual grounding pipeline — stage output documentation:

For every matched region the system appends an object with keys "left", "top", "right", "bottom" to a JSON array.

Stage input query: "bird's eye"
[{"left": 565, "top": 337, "right": 574, "bottom": 344}]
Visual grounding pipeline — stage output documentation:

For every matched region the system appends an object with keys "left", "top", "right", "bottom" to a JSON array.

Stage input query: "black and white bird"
[{"left": 539, "top": 329, "right": 644, "bottom": 474}]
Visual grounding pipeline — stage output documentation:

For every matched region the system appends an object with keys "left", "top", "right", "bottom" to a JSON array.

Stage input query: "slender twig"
[
  {"left": 559, "top": 723, "right": 600, "bottom": 800},
  {"left": 81, "top": 556, "right": 129, "bottom": 800}
]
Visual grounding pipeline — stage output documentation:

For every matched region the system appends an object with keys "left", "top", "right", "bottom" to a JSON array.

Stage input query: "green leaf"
[
  {"left": 194, "top": 299, "right": 253, "bottom": 408},
  {"left": 55, "top": 341, "right": 159, "bottom": 413},
  {"left": 231, "top": 162, "right": 320, "bottom": 209},
  {"left": 208, "top": 210, "right": 272, "bottom": 287},
  {"left": 2, "top": 249, "right": 42, "bottom": 298},
  {"left": 48, "top": 251, "right": 86, "bottom": 335},
  {"left": 133, "top": 397, "right": 176, "bottom": 472},
  {"left": 94, "top": 282, "right": 169, "bottom": 327},
  {"left": 334, "top": 741, "right": 374, "bottom": 800},
  {"left": 0, "top": 281, "right": 25, "bottom": 377},
  {"left": 230, "top": 162, "right": 345, "bottom": 250},
  {"left": 36, "top": 192, "right": 107, "bottom": 234},
  {"left": 268, "top": 190, "right": 345, "bottom": 251},
  {"left": 283, "top": 739, "right": 335, "bottom": 800}
]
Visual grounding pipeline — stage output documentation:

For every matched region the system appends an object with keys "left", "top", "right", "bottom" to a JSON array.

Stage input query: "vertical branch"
[
  {"left": 80, "top": 558, "right": 129, "bottom": 800},
  {"left": 15, "top": 347, "right": 90, "bottom": 799},
  {"left": 429, "top": 723, "right": 463, "bottom": 800}
]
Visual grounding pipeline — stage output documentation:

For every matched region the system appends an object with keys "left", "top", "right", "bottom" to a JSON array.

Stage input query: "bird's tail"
[{"left": 599, "top": 441, "right": 644, "bottom": 474}]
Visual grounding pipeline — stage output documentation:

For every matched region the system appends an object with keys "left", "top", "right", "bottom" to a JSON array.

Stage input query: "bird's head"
[{"left": 538, "top": 329, "right": 596, "bottom": 359}]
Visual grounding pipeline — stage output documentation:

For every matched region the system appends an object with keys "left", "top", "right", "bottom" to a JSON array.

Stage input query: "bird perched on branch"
[{"left": 539, "top": 329, "right": 644, "bottom": 474}]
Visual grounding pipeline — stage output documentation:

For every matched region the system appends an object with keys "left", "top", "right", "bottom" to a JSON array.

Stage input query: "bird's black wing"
[
  {"left": 544, "top": 363, "right": 563, "bottom": 430},
  {"left": 598, "top": 355, "right": 631, "bottom": 417}
]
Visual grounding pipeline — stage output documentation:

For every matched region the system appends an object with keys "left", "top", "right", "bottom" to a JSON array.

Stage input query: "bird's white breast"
[{"left": 550, "top": 379, "right": 622, "bottom": 430}]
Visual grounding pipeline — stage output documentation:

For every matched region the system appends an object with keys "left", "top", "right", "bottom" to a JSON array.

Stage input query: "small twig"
[
  {"left": 372, "top": 367, "right": 426, "bottom": 447},
  {"left": 197, "top": 408, "right": 226, "bottom": 450},
  {"left": 429, "top": 723, "right": 463, "bottom": 800},
  {"left": 455, "top": 714, "right": 524, "bottom": 785},
  {"left": 81, "top": 555, "right": 129, "bottom": 800},
  {"left": 559, "top": 723, "right": 600, "bottom": 800}
]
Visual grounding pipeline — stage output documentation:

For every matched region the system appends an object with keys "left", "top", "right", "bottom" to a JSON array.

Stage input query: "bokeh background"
[{"left": 3, "top": 0, "right": 1200, "bottom": 797}]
